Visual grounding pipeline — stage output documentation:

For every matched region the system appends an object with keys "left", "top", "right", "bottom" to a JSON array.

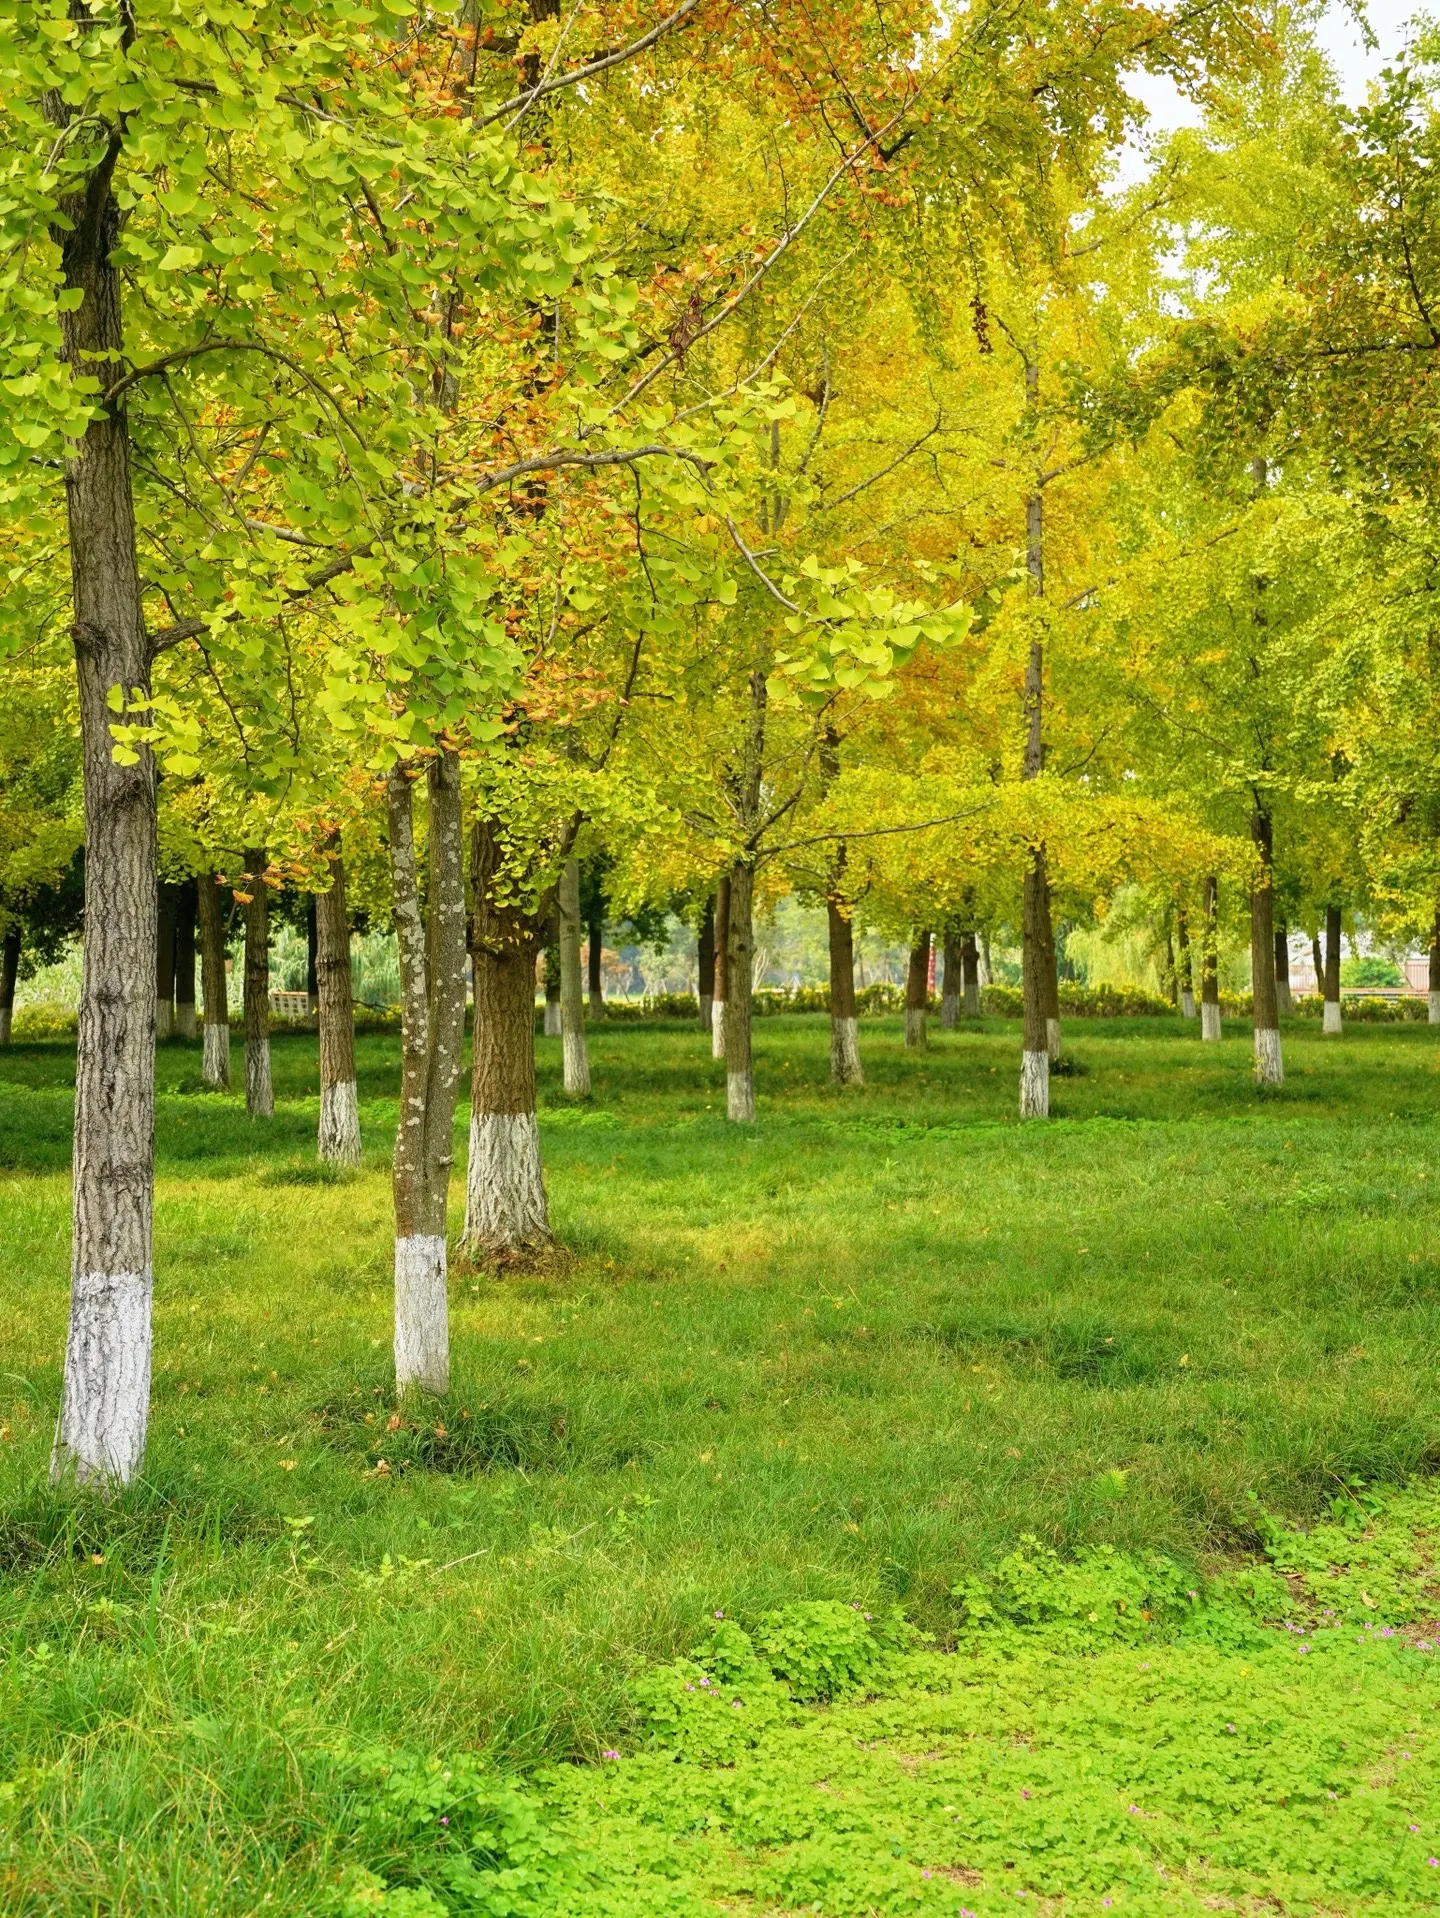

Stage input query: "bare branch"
[{"left": 474, "top": 0, "right": 700, "bottom": 128}]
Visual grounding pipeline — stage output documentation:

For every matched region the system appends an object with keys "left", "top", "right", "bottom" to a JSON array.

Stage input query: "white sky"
[{"left": 1115, "top": 0, "right": 1425, "bottom": 183}]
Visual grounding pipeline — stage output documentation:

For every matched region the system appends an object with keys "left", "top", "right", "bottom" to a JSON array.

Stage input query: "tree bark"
[
  {"left": 199, "top": 874, "right": 231, "bottom": 1089},
  {"left": 173, "top": 880, "right": 196, "bottom": 1039},
  {"left": 940, "top": 936, "right": 961, "bottom": 1030},
  {"left": 558, "top": 855, "right": 590, "bottom": 1096},
  {"left": 464, "top": 817, "right": 550, "bottom": 1256},
  {"left": 51, "top": 124, "right": 158, "bottom": 1490},
  {"left": 961, "top": 931, "right": 981, "bottom": 1018},
  {"left": 697, "top": 893, "right": 716, "bottom": 1034},
  {"left": 1176, "top": 905, "right": 1195, "bottom": 1018},
  {"left": 725, "top": 861, "right": 756, "bottom": 1120},
  {"left": 242, "top": 848, "right": 273, "bottom": 1118},
  {"left": 389, "top": 754, "right": 467, "bottom": 1393},
  {"left": 587, "top": 905, "right": 605, "bottom": 1020},
  {"left": 1201, "top": 875, "right": 1222, "bottom": 1041},
  {"left": 1430, "top": 905, "right": 1440, "bottom": 1026},
  {"left": 316, "top": 847, "right": 361, "bottom": 1164},
  {"left": 1274, "top": 921, "right": 1293, "bottom": 1017},
  {"left": 827, "top": 895, "right": 863, "bottom": 1085},
  {"left": 979, "top": 931, "right": 992, "bottom": 988},
  {"left": 542, "top": 914, "right": 562, "bottom": 1036},
  {"left": 1323, "top": 902, "right": 1343, "bottom": 1036},
  {"left": 712, "top": 872, "right": 730, "bottom": 1060},
  {"left": 1021, "top": 851, "right": 1050, "bottom": 1116},
  {"left": 1164, "top": 923, "right": 1178, "bottom": 1007},
  {"left": 155, "top": 883, "right": 176, "bottom": 1041},
  {"left": 905, "top": 931, "right": 930, "bottom": 1050},
  {"left": 1250, "top": 812, "right": 1283, "bottom": 1085},
  {"left": 0, "top": 928, "right": 19, "bottom": 1044}
]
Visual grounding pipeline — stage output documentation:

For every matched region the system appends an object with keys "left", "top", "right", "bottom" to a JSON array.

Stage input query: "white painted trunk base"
[
  {"left": 464, "top": 1109, "right": 550, "bottom": 1253},
  {"left": 904, "top": 1007, "right": 926, "bottom": 1050},
  {"left": 562, "top": 1027, "right": 591, "bottom": 1098},
  {"left": 1254, "top": 1026, "right": 1284, "bottom": 1086},
  {"left": 1322, "top": 1000, "right": 1343, "bottom": 1036},
  {"left": 1430, "top": 990, "right": 1440, "bottom": 1026},
  {"left": 1201, "top": 1002, "right": 1222, "bottom": 1042},
  {"left": 711, "top": 1000, "right": 726, "bottom": 1060},
  {"left": 1046, "top": 1017, "right": 1062, "bottom": 1062},
  {"left": 543, "top": 1000, "right": 561, "bottom": 1037},
  {"left": 393, "top": 1234, "right": 449, "bottom": 1395},
  {"left": 830, "top": 1015, "right": 863, "bottom": 1086},
  {"left": 1181, "top": 990, "right": 1195, "bottom": 1020},
  {"left": 51, "top": 1269, "right": 152, "bottom": 1487},
  {"left": 175, "top": 1003, "right": 197, "bottom": 1040},
  {"left": 155, "top": 997, "right": 172, "bottom": 1041},
  {"left": 727, "top": 1068, "right": 755, "bottom": 1123},
  {"left": 202, "top": 1019, "right": 230, "bottom": 1089},
  {"left": 318, "top": 1079, "right": 362, "bottom": 1164},
  {"left": 1020, "top": 1049, "right": 1050, "bottom": 1118},
  {"left": 1276, "top": 982, "right": 1294, "bottom": 1017},
  {"left": 246, "top": 1037, "right": 273, "bottom": 1118}
]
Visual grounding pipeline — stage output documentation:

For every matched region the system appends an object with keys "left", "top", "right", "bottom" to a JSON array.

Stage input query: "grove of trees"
[{"left": 6, "top": 0, "right": 1440, "bottom": 1489}]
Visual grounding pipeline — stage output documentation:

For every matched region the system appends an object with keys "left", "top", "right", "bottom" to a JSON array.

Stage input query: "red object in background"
[{"left": 927, "top": 942, "right": 936, "bottom": 994}]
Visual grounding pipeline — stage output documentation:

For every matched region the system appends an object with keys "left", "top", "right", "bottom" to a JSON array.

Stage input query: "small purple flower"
[
  {"left": 1128, "top": 1804, "right": 1140, "bottom": 1814},
  {"left": 1430, "top": 1857, "right": 1439, "bottom": 1868},
  {"left": 1226, "top": 1723, "right": 1236, "bottom": 1734},
  {"left": 732, "top": 1699, "right": 743, "bottom": 1710},
  {"left": 713, "top": 1609, "right": 725, "bottom": 1619},
  {"left": 685, "top": 1683, "right": 694, "bottom": 1691},
  {"left": 1298, "top": 1645, "right": 1310, "bottom": 1655},
  {"left": 1021, "top": 1789, "right": 1030, "bottom": 1799},
  {"left": 602, "top": 1748, "right": 620, "bottom": 1760},
  {"left": 699, "top": 1676, "right": 711, "bottom": 1687},
  {"left": 921, "top": 1870, "right": 932, "bottom": 1879},
  {"left": 440, "top": 1816, "right": 449, "bottom": 1825},
  {"left": 1410, "top": 1824, "right": 1420, "bottom": 1832}
]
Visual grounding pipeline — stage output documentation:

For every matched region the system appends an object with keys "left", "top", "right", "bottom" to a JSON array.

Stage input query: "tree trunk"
[
  {"left": 464, "top": 818, "right": 550, "bottom": 1257},
  {"left": 1323, "top": 903, "right": 1343, "bottom": 1036},
  {"left": 199, "top": 874, "right": 231, "bottom": 1089},
  {"left": 1164, "top": 923, "right": 1178, "bottom": 1008},
  {"left": 962, "top": 931, "right": 981, "bottom": 1017},
  {"left": 725, "top": 861, "right": 756, "bottom": 1120},
  {"left": 697, "top": 894, "right": 716, "bottom": 1034},
  {"left": 712, "top": 872, "right": 730, "bottom": 1060},
  {"left": 173, "top": 880, "right": 196, "bottom": 1039},
  {"left": 0, "top": 929, "right": 19, "bottom": 1044},
  {"left": 1177, "top": 905, "right": 1195, "bottom": 1018},
  {"left": 50, "top": 134, "right": 158, "bottom": 1490},
  {"left": 827, "top": 895, "right": 863, "bottom": 1085},
  {"left": 558, "top": 856, "right": 590, "bottom": 1096},
  {"left": 389, "top": 754, "right": 467, "bottom": 1393},
  {"left": 905, "top": 931, "right": 930, "bottom": 1050},
  {"left": 1021, "top": 852, "right": 1050, "bottom": 1116},
  {"left": 542, "top": 915, "right": 562, "bottom": 1036},
  {"left": 1250, "top": 813, "right": 1283, "bottom": 1085},
  {"left": 979, "top": 931, "right": 992, "bottom": 988},
  {"left": 940, "top": 937, "right": 961, "bottom": 1030},
  {"left": 1201, "top": 875, "right": 1222, "bottom": 1041},
  {"left": 155, "top": 883, "right": 176, "bottom": 1041},
  {"left": 316, "top": 847, "right": 360, "bottom": 1164},
  {"left": 1429, "top": 905, "right": 1440, "bottom": 1026},
  {"left": 587, "top": 906, "right": 605, "bottom": 1020},
  {"left": 1274, "top": 921, "right": 1293, "bottom": 1017},
  {"left": 242, "top": 848, "right": 273, "bottom": 1118}
]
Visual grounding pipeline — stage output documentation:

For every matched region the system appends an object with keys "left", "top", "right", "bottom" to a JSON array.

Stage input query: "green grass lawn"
[{"left": 3, "top": 1012, "right": 1440, "bottom": 1913}]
